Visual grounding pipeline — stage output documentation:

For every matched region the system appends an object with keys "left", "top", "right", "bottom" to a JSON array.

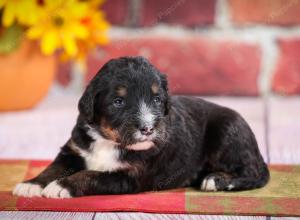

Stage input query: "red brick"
[
  {"left": 272, "top": 39, "right": 300, "bottom": 95},
  {"left": 102, "top": 0, "right": 129, "bottom": 25},
  {"left": 87, "top": 37, "right": 261, "bottom": 95},
  {"left": 140, "top": 0, "right": 215, "bottom": 27},
  {"left": 229, "top": 0, "right": 300, "bottom": 26},
  {"left": 56, "top": 60, "right": 72, "bottom": 87}
]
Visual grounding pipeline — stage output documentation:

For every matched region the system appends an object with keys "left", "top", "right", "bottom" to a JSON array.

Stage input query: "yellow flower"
[
  {"left": 89, "top": 0, "right": 105, "bottom": 8},
  {"left": 0, "top": 0, "right": 40, "bottom": 27},
  {"left": 27, "top": 0, "right": 89, "bottom": 57},
  {"left": 60, "top": 1, "right": 110, "bottom": 61},
  {"left": 76, "top": 8, "right": 110, "bottom": 60}
]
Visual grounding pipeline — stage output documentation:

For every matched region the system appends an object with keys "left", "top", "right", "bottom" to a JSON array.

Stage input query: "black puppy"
[{"left": 13, "top": 56, "right": 269, "bottom": 198}]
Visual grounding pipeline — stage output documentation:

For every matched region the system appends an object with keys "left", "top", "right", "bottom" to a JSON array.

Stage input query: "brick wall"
[{"left": 58, "top": 0, "right": 300, "bottom": 96}]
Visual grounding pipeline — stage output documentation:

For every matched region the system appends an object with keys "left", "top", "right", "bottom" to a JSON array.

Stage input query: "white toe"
[
  {"left": 227, "top": 184, "right": 235, "bottom": 190},
  {"left": 200, "top": 178, "right": 207, "bottom": 191},
  {"left": 201, "top": 177, "right": 217, "bottom": 192},
  {"left": 13, "top": 182, "right": 43, "bottom": 197},
  {"left": 59, "top": 188, "right": 72, "bottom": 198},
  {"left": 42, "top": 180, "right": 72, "bottom": 199}
]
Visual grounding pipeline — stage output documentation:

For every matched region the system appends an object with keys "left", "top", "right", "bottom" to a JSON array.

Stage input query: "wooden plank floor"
[
  {"left": 0, "top": 211, "right": 95, "bottom": 220},
  {"left": 0, "top": 91, "right": 299, "bottom": 219}
]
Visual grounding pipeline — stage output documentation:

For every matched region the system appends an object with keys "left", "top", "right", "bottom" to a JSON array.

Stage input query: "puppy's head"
[{"left": 78, "top": 56, "right": 169, "bottom": 146}]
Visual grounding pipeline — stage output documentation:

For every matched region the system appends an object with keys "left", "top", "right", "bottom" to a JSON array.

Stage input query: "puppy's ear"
[
  {"left": 79, "top": 63, "right": 111, "bottom": 122},
  {"left": 78, "top": 85, "right": 95, "bottom": 122},
  {"left": 160, "top": 73, "right": 170, "bottom": 115}
]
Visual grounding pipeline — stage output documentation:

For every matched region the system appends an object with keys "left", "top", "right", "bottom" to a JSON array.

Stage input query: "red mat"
[{"left": 0, "top": 160, "right": 300, "bottom": 216}]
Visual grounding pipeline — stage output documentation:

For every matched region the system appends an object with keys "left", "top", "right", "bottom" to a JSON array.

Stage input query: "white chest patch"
[{"left": 72, "top": 127, "right": 128, "bottom": 172}]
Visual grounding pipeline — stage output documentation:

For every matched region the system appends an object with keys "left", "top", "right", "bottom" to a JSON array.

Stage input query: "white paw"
[
  {"left": 227, "top": 184, "right": 235, "bottom": 190},
  {"left": 41, "top": 180, "right": 72, "bottom": 199},
  {"left": 201, "top": 176, "right": 217, "bottom": 192},
  {"left": 13, "top": 182, "right": 43, "bottom": 197}
]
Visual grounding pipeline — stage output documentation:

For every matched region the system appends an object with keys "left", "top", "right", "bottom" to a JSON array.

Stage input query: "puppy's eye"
[
  {"left": 153, "top": 96, "right": 161, "bottom": 105},
  {"left": 113, "top": 97, "right": 125, "bottom": 108}
]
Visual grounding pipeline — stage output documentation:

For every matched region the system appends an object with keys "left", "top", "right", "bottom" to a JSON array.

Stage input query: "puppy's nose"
[{"left": 139, "top": 126, "right": 154, "bottom": 136}]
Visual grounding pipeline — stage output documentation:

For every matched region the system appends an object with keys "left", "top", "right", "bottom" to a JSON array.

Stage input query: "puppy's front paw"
[
  {"left": 13, "top": 182, "right": 43, "bottom": 197},
  {"left": 42, "top": 180, "right": 72, "bottom": 199}
]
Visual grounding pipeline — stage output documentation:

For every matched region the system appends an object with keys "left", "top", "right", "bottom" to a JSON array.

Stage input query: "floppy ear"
[
  {"left": 78, "top": 61, "right": 113, "bottom": 122},
  {"left": 78, "top": 85, "right": 96, "bottom": 123},
  {"left": 160, "top": 73, "right": 170, "bottom": 115}
]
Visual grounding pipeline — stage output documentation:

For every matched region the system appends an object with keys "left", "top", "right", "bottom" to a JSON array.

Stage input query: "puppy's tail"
[{"left": 228, "top": 163, "right": 270, "bottom": 191}]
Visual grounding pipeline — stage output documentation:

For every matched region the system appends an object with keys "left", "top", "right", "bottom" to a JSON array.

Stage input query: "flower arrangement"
[
  {"left": 0, "top": 0, "right": 110, "bottom": 111},
  {"left": 0, "top": 0, "right": 110, "bottom": 61}
]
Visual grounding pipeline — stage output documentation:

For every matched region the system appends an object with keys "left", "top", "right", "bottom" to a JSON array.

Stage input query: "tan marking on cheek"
[
  {"left": 100, "top": 118, "right": 120, "bottom": 142},
  {"left": 117, "top": 87, "right": 127, "bottom": 97},
  {"left": 151, "top": 83, "right": 159, "bottom": 94}
]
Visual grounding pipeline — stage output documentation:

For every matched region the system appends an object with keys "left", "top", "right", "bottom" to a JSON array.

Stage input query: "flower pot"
[{"left": 0, "top": 40, "right": 56, "bottom": 111}]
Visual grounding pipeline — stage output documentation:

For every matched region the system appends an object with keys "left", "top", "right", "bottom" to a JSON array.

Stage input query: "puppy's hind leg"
[
  {"left": 201, "top": 107, "right": 270, "bottom": 192},
  {"left": 201, "top": 164, "right": 270, "bottom": 192},
  {"left": 201, "top": 172, "right": 230, "bottom": 192},
  {"left": 227, "top": 164, "right": 270, "bottom": 191}
]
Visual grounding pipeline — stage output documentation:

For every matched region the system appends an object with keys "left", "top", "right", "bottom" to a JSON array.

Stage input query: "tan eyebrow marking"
[
  {"left": 116, "top": 87, "right": 127, "bottom": 97},
  {"left": 151, "top": 83, "right": 159, "bottom": 94}
]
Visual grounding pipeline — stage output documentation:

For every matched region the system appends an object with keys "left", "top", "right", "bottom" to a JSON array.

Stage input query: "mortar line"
[
  {"left": 128, "top": 0, "right": 143, "bottom": 27},
  {"left": 215, "top": 0, "right": 232, "bottom": 29}
]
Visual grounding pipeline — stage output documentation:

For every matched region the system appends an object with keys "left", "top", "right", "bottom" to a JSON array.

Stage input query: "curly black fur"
[{"left": 18, "top": 56, "right": 269, "bottom": 197}]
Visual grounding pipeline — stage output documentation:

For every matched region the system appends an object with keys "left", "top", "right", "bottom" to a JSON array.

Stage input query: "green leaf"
[{"left": 0, "top": 23, "right": 24, "bottom": 54}]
